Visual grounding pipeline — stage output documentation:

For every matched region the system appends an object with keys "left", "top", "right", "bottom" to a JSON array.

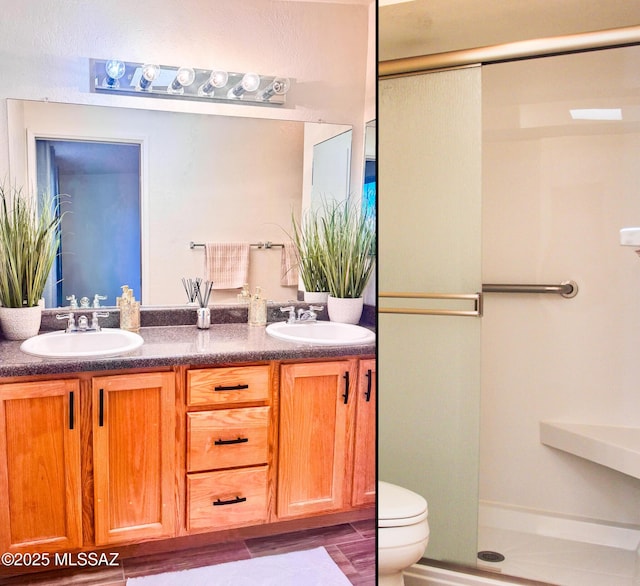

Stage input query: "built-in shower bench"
[{"left": 540, "top": 421, "right": 640, "bottom": 480}]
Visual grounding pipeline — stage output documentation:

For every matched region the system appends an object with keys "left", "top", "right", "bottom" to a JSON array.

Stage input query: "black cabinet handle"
[
  {"left": 99, "top": 388, "right": 104, "bottom": 427},
  {"left": 342, "top": 371, "right": 350, "bottom": 404},
  {"left": 214, "top": 384, "right": 249, "bottom": 392},
  {"left": 214, "top": 437, "right": 249, "bottom": 445},
  {"left": 212, "top": 496, "right": 247, "bottom": 506},
  {"left": 364, "top": 369, "right": 373, "bottom": 402},
  {"left": 69, "top": 391, "right": 75, "bottom": 430}
]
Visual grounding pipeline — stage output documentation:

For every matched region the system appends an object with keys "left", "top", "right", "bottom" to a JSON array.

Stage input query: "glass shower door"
[{"left": 378, "top": 66, "right": 482, "bottom": 566}]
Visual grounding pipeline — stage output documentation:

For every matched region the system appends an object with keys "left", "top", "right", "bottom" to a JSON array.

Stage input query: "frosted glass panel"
[{"left": 378, "top": 68, "right": 482, "bottom": 565}]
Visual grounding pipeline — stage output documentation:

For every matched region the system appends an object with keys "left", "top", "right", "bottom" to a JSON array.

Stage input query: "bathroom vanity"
[{"left": 0, "top": 312, "right": 375, "bottom": 576}]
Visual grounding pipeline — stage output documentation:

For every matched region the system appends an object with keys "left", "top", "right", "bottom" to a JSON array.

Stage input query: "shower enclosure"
[
  {"left": 379, "top": 37, "right": 640, "bottom": 585},
  {"left": 379, "top": 66, "right": 482, "bottom": 566}
]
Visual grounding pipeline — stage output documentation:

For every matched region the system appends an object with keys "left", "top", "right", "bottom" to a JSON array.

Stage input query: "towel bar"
[
  {"left": 379, "top": 291, "right": 483, "bottom": 317},
  {"left": 190, "top": 241, "right": 284, "bottom": 249}
]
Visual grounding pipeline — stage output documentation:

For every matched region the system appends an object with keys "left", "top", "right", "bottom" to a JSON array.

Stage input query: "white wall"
[
  {"left": 364, "top": 1, "right": 376, "bottom": 124},
  {"left": 0, "top": 0, "right": 374, "bottom": 304},
  {"left": 0, "top": 0, "right": 370, "bottom": 125},
  {"left": 480, "top": 45, "right": 640, "bottom": 526}
]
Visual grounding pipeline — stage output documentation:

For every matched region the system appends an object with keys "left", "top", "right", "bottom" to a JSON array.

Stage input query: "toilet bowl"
[{"left": 378, "top": 480, "right": 430, "bottom": 586}]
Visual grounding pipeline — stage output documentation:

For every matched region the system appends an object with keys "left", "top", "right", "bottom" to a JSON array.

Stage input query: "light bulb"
[
  {"left": 197, "top": 70, "right": 229, "bottom": 97},
  {"left": 167, "top": 67, "right": 195, "bottom": 94},
  {"left": 103, "top": 60, "right": 125, "bottom": 88},
  {"left": 137, "top": 64, "right": 160, "bottom": 91},
  {"left": 260, "top": 77, "right": 290, "bottom": 101},
  {"left": 228, "top": 72, "right": 261, "bottom": 98}
]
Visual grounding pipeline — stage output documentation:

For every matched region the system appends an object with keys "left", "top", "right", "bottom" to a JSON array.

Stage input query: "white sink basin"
[
  {"left": 20, "top": 328, "right": 144, "bottom": 359},
  {"left": 266, "top": 321, "right": 375, "bottom": 346}
]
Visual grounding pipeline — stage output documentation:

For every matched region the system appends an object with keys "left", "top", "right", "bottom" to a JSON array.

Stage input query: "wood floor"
[{"left": 1, "top": 519, "right": 376, "bottom": 585}]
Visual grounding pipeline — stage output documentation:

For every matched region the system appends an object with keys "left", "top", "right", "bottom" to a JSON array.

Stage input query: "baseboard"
[{"left": 479, "top": 500, "right": 640, "bottom": 551}]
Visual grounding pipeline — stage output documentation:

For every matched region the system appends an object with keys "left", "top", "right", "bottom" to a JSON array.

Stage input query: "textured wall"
[{"left": 0, "top": 0, "right": 372, "bottom": 196}]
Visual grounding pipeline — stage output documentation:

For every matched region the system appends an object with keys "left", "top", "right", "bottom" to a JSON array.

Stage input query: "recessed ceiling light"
[{"left": 570, "top": 108, "right": 622, "bottom": 121}]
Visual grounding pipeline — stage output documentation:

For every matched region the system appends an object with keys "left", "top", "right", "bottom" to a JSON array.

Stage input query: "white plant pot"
[
  {"left": 0, "top": 305, "right": 42, "bottom": 340},
  {"left": 327, "top": 296, "right": 364, "bottom": 324},
  {"left": 303, "top": 291, "right": 329, "bottom": 304}
]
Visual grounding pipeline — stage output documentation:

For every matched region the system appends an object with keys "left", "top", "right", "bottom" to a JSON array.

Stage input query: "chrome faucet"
[
  {"left": 279, "top": 306, "right": 297, "bottom": 323},
  {"left": 297, "top": 305, "right": 323, "bottom": 322},
  {"left": 56, "top": 311, "right": 109, "bottom": 332},
  {"left": 93, "top": 294, "right": 107, "bottom": 308},
  {"left": 90, "top": 311, "right": 109, "bottom": 331},
  {"left": 57, "top": 312, "right": 77, "bottom": 332},
  {"left": 279, "top": 305, "right": 324, "bottom": 324},
  {"left": 65, "top": 294, "right": 106, "bottom": 309}
]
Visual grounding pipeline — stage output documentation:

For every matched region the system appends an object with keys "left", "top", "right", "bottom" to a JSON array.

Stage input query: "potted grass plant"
[
  {"left": 319, "top": 198, "right": 375, "bottom": 324},
  {"left": 290, "top": 208, "right": 331, "bottom": 302},
  {"left": 0, "top": 183, "right": 63, "bottom": 340}
]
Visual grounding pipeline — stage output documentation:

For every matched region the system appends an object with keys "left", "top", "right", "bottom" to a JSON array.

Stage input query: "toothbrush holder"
[{"left": 196, "top": 307, "right": 211, "bottom": 329}]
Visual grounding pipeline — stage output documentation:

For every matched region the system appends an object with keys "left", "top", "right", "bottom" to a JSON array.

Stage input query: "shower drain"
[{"left": 477, "top": 551, "right": 506, "bottom": 563}]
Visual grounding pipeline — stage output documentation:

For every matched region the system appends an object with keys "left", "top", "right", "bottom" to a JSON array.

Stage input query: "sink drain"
[{"left": 478, "top": 551, "right": 505, "bottom": 563}]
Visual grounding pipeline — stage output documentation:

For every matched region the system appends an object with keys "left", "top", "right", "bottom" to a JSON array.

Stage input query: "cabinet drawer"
[
  {"left": 187, "top": 466, "right": 268, "bottom": 532},
  {"left": 187, "top": 366, "right": 269, "bottom": 406},
  {"left": 187, "top": 406, "right": 270, "bottom": 472}
]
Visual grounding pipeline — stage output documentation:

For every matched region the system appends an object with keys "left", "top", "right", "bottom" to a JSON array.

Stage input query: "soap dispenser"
[
  {"left": 117, "top": 285, "right": 140, "bottom": 332},
  {"left": 237, "top": 283, "right": 250, "bottom": 304},
  {"left": 248, "top": 286, "right": 267, "bottom": 326}
]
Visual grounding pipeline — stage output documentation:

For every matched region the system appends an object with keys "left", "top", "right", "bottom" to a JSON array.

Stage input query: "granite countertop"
[{"left": 0, "top": 322, "right": 376, "bottom": 378}]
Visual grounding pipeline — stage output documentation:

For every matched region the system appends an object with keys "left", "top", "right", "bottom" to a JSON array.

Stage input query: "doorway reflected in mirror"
[
  {"left": 36, "top": 139, "right": 141, "bottom": 308},
  {"left": 362, "top": 120, "right": 375, "bottom": 220}
]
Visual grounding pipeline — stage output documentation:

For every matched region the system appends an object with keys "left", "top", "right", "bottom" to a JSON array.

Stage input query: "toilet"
[{"left": 378, "top": 480, "right": 430, "bottom": 586}]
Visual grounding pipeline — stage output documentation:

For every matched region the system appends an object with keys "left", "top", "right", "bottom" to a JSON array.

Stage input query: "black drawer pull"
[
  {"left": 214, "top": 437, "right": 249, "bottom": 445},
  {"left": 214, "top": 384, "right": 249, "bottom": 392},
  {"left": 342, "top": 371, "right": 350, "bottom": 404},
  {"left": 364, "top": 369, "right": 373, "bottom": 402},
  {"left": 213, "top": 496, "right": 247, "bottom": 506},
  {"left": 99, "top": 388, "right": 104, "bottom": 426},
  {"left": 69, "top": 391, "right": 75, "bottom": 430}
]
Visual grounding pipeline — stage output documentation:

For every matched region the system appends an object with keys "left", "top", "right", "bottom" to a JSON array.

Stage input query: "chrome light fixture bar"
[{"left": 91, "top": 59, "right": 291, "bottom": 106}]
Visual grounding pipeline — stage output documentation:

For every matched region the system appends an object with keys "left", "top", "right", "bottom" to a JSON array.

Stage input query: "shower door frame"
[{"left": 379, "top": 22, "right": 640, "bottom": 583}]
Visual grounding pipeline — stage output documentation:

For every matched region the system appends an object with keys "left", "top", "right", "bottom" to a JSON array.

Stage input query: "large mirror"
[
  {"left": 362, "top": 119, "right": 376, "bottom": 219},
  {"left": 7, "top": 99, "right": 352, "bottom": 308}
]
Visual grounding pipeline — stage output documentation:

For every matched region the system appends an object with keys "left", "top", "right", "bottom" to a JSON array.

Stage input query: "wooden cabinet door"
[
  {"left": 92, "top": 372, "right": 176, "bottom": 545},
  {"left": 277, "top": 361, "right": 355, "bottom": 518},
  {"left": 0, "top": 379, "right": 82, "bottom": 552},
  {"left": 351, "top": 359, "right": 376, "bottom": 506}
]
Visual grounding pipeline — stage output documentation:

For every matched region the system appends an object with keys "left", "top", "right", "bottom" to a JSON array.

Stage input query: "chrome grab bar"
[
  {"left": 379, "top": 280, "right": 578, "bottom": 317},
  {"left": 482, "top": 280, "right": 578, "bottom": 298},
  {"left": 379, "top": 291, "right": 483, "bottom": 317}
]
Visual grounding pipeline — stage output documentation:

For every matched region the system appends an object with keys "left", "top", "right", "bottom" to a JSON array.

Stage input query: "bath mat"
[{"left": 126, "top": 546, "right": 351, "bottom": 586}]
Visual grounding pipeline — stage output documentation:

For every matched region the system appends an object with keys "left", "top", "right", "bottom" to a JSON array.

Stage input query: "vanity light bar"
[{"left": 90, "top": 59, "right": 291, "bottom": 106}]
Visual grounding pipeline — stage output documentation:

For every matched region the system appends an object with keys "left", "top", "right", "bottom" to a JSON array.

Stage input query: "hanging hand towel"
[
  {"left": 204, "top": 242, "right": 250, "bottom": 289},
  {"left": 280, "top": 241, "right": 299, "bottom": 287}
]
